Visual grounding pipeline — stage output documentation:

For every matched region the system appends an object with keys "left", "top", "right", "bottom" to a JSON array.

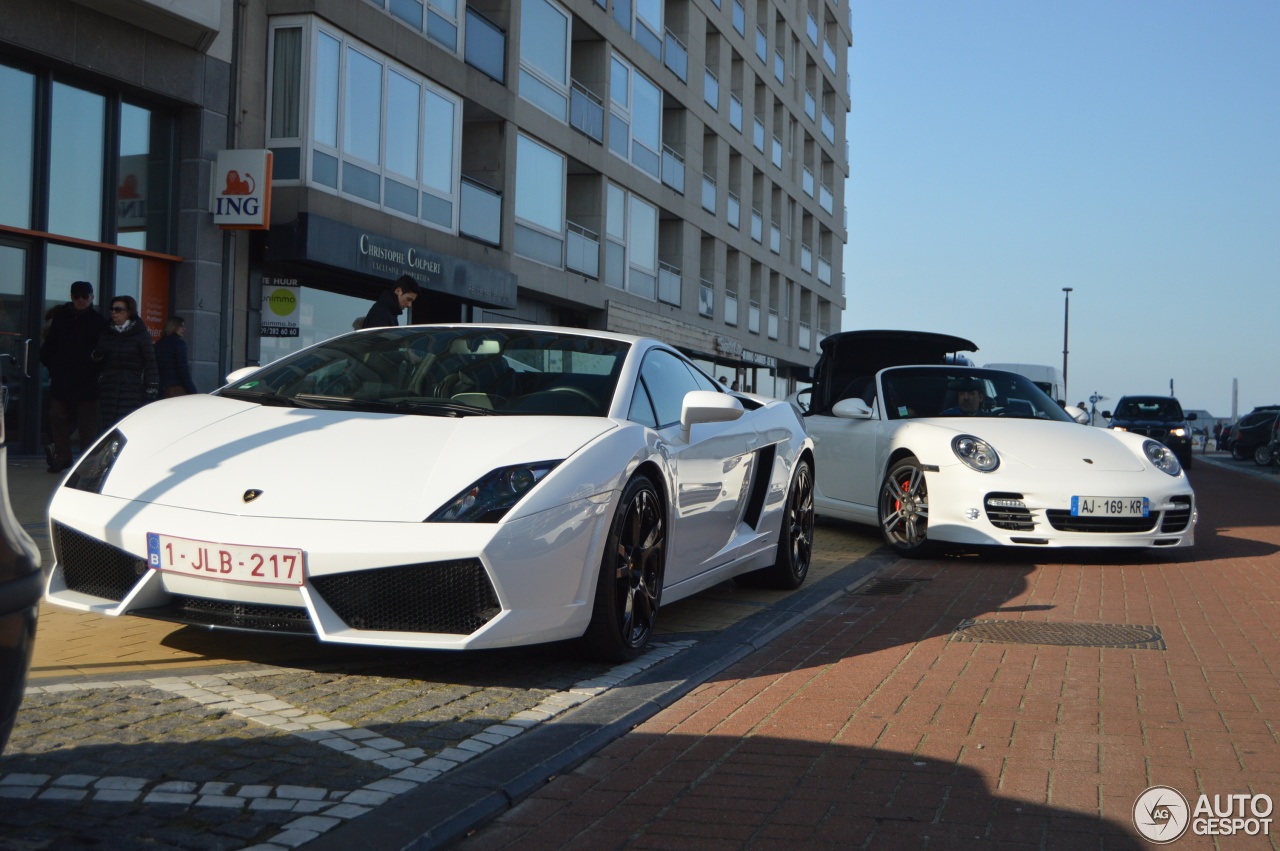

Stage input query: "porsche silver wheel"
[
  {"left": 583, "top": 474, "right": 665, "bottom": 661},
  {"left": 878, "top": 457, "right": 934, "bottom": 558}
]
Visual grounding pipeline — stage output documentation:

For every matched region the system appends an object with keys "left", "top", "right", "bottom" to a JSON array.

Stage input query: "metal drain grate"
[
  {"left": 950, "top": 618, "right": 1165, "bottom": 650},
  {"left": 859, "top": 578, "right": 929, "bottom": 596}
]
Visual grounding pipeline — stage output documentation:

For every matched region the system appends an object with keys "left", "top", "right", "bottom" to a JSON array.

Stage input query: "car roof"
[{"left": 809, "top": 330, "right": 978, "bottom": 414}]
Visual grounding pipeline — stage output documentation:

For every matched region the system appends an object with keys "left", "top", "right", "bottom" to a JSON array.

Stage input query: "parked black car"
[
  {"left": 1104, "top": 396, "right": 1197, "bottom": 468},
  {"left": 1229, "top": 406, "right": 1280, "bottom": 464},
  {"left": 0, "top": 418, "right": 41, "bottom": 752}
]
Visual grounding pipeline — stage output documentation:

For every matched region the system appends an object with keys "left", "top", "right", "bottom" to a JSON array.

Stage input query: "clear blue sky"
[{"left": 844, "top": 1, "right": 1278, "bottom": 419}]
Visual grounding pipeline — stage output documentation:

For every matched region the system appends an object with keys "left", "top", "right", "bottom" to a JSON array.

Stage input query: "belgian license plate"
[
  {"left": 1070, "top": 496, "right": 1149, "bottom": 517},
  {"left": 147, "top": 533, "right": 305, "bottom": 586}
]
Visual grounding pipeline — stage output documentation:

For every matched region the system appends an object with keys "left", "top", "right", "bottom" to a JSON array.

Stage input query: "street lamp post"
[{"left": 1062, "top": 287, "right": 1073, "bottom": 403}]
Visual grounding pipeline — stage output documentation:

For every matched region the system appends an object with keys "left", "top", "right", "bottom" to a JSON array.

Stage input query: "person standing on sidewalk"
[
  {"left": 94, "top": 296, "right": 159, "bottom": 432},
  {"left": 38, "top": 281, "right": 108, "bottom": 473},
  {"left": 154, "top": 316, "right": 199, "bottom": 397},
  {"left": 362, "top": 275, "right": 420, "bottom": 329}
]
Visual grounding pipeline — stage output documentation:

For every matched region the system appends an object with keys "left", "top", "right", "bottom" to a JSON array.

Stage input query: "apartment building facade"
[{"left": 0, "top": 0, "right": 848, "bottom": 455}]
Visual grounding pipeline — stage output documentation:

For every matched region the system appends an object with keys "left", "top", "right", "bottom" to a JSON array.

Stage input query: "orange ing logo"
[{"left": 222, "top": 170, "right": 256, "bottom": 195}]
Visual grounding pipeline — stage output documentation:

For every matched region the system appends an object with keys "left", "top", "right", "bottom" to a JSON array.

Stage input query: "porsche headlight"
[
  {"left": 1143, "top": 440, "right": 1182, "bottom": 476},
  {"left": 952, "top": 434, "right": 999, "bottom": 472},
  {"left": 65, "top": 430, "right": 126, "bottom": 494},
  {"left": 428, "top": 461, "right": 561, "bottom": 523}
]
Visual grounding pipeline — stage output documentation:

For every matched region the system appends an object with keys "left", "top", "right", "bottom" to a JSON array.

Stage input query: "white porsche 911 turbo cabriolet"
[
  {"left": 805, "top": 330, "right": 1195, "bottom": 557},
  {"left": 45, "top": 325, "right": 815, "bottom": 660}
]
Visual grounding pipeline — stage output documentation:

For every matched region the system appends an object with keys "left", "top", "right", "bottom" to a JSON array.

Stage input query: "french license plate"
[
  {"left": 1070, "top": 496, "right": 1149, "bottom": 517},
  {"left": 146, "top": 533, "right": 305, "bottom": 586}
]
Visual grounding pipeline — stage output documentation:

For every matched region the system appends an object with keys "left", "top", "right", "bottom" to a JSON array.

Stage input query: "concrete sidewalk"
[{"left": 457, "top": 461, "right": 1280, "bottom": 850}]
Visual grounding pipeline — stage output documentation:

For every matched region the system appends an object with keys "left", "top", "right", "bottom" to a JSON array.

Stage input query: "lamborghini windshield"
[
  {"left": 878, "top": 367, "right": 1076, "bottom": 422},
  {"left": 219, "top": 328, "right": 629, "bottom": 417}
]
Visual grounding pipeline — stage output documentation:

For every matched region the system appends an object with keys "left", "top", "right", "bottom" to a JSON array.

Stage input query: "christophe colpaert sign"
[{"left": 213, "top": 150, "right": 273, "bottom": 229}]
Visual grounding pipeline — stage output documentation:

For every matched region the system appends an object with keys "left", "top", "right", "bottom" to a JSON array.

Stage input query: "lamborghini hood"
[{"left": 95, "top": 395, "right": 616, "bottom": 521}]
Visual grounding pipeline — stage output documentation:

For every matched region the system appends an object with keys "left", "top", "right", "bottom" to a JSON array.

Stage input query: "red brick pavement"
[{"left": 460, "top": 462, "right": 1280, "bottom": 850}]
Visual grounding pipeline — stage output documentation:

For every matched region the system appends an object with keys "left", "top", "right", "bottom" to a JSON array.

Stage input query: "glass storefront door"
[{"left": 0, "top": 242, "right": 34, "bottom": 452}]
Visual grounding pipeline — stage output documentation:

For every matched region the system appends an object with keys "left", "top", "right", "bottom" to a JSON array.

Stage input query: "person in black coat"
[
  {"left": 362, "top": 275, "right": 420, "bottom": 329},
  {"left": 154, "top": 316, "right": 199, "bottom": 397},
  {"left": 94, "top": 295, "right": 159, "bottom": 432},
  {"left": 39, "top": 281, "right": 109, "bottom": 473}
]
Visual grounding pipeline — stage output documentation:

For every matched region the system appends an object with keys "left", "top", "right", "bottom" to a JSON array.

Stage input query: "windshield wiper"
[
  {"left": 219, "top": 389, "right": 324, "bottom": 409},
  {"left": 387, "top": 399, "right": 498, "bottom": 417}
]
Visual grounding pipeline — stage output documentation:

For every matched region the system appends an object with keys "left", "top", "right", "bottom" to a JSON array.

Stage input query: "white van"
[{"left": 983, "top": 363, "right": 1065, "bottom": 404}]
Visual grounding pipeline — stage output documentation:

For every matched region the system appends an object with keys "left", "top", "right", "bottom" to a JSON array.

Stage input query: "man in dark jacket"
[
  {"left": 39, "top": 281, "right": 108, "bottom": 473},
  {"left": 362, "top": 275, "right": 420, "bottom": 329}
]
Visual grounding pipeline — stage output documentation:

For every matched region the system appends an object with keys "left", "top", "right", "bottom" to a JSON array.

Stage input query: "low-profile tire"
[
  {"left": 1255, "top": 444, "right": 1274, "bottom": 466},
  {"left": 734, "top": 458, "right": 815, "bottom": 590},
  {"left": 582, "top": 473, "right": 665, "bottom": 662},
  {"left": 878, "top": 457, "right": 936, "bottom": 558}
]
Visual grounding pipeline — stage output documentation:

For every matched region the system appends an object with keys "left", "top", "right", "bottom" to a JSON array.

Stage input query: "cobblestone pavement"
[{"left": 2, "top": 457, "right": 884, "bottom": 850}]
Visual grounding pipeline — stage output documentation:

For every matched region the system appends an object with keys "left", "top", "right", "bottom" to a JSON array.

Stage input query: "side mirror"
[
  {"left": 1186, "top": 412, "right": 1197, "bottom": 421},
  {"left": 1063, "top": 405, "right": 1090, "bottom": 424},
  {"left": 680, "top": 390, "right": 744, "bottom": 441},
  {"left": 1102, "top": 410, "right": 1112, "bottom": 420},
  {"left": 832, "top": 398, "right": 874, "bottom": 419},
  {"left": 224, "top": 366, "right": 259, "bottom": 386}
]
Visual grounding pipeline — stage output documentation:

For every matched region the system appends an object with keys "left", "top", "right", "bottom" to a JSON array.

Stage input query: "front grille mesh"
[
  {"left": 1045, "top": 511, "right": 1158, "bottom": 533},
  {"left": 310, "top": 559, "right": 500, "bottom": 635},
  {"left": 133, "top": 597, "right": 315, "bottom": 635},
  {"left": 53, "top": 523, "right": 147, "bottom": 602},
  {"left": 1161, "top": 496, "right": 1193, "bottom": 533}
]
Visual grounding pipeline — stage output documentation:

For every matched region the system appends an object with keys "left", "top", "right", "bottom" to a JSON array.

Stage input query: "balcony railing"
[
  {"left": 732, "top": 0, "right": 745, "bottom": 35},
  {"left": 769, "top": 222, "right": 781, "bottom": 254},
  {"left": 566, "top": 220, "right": 599, "bottom": 278},
  {"left": 464, "top": 8, "right": 505, "bottom": 83},
  {"left": 570, "top": 80, "right": 604, "bottom": 142},
  {"left": 817, "top": 327, "right": 830, "bottom": 349},
  {"left": 459, "top": 175, "right": 501, "bottom": 245},
  {"left": 818, "top": 255, "right": 832, "bottom": 285},
  {"left": 803, "top": 166, "right": 814, "bottom": 197},
  {"left": 771, "top": 134, "right": 783, "bottom": 169},
  {"left": 704, "top": 68, "right": 719, "bottom": 109},
  {"left": 806, "top": 13, "right": 818, "bottom": 44},
  {"left": 699, "top": 280, "right": 714, "bottom": 317},
  {"left": 767, "top": 308, "right": 779, "bottom": 339},
  {"left": 804, "top": 90, "right": 816, "bottom": 121},
  {"left": 750, "top": 208, "right": 763, "bottom": 243},
  {"left": 774, "top": 51, "right": 784, "bottom": 82},
  {"left": 821, "top": 110, "right": 835, "bottom": 143},
  {"left": 701, "top": 173, "right": 716, "bottom": 213},
  {"left": 748, "top": 300, "right": 761, "bottom": 334},
  {"left": 658, "top": 262, "right": 681, "bottom": 305},
  {"left": 725, "top": 290, "right": 739, "bottom": 326},
  {"left": 756, "top": 28, "right": 767, "bottom": 62},
  {"left": 820, "top": 183, "right": 834, "bottom": 214},
  {"left": 729, "top": 93, "right": 743, "bottom": 131},
  {"left": 800, "top": 243, "right": 812, "bottom": 273},
  {"left": 664, "top": 30, "right": 688, "bottom": 82},
  {"left": 823, "top": 39, "right": 837, "bottom": 71},
  {"left": 799, "top": 321, "right": 811, "bottom": 351},
  {"left": 662, "top": 144, "right": 685, "bottom": 193},
  {"left": 753, "top": 117, "right": 765, "bottom": 152},
  {"left": 727, "top": 191, "right": 740, "bottom": 228}
]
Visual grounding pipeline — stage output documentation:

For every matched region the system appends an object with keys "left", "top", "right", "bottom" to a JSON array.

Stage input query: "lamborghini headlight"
[
  {"left": 427, "top": 461, "right": 561, "bottom": 523},
  {"left": 1144, "top": 440, "right": 1182, "bottom": 476},
  {"left": 66, "top": 430, "right": 126, "bottom": 494},
  {"left": 952, "top": 434, "right": 999, "bottom": 472}
]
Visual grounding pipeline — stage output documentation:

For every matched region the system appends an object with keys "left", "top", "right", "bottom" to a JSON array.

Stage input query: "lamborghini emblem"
[{"left": 243, "top": 489, "right": 264, "bottom": 503}]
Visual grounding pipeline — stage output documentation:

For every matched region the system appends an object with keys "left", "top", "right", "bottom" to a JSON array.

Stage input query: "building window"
[
  {"left": 515, "top": 134, "right": 566, "bottom": 267},
  {"left": 520, "top": 0, "right": 571, "bottom": 121},
  {"left": 364, "top": 0, "right": 459, "bottom": 53},
  {"left": 605, "top": 183, "right": 658, "bottom": 300},
  {"left": 609, "top": 55, "right": 662, "bottom": 181},
  {"left": 268, "top": 18, "right": 463, "bottom": 232},
  {"left": 0, "top": 63, "right": 36, "bottom": 230}
]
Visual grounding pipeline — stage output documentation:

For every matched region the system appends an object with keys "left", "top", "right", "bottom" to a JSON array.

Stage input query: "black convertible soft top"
[{"left": 810, "top": 330, "right": 978, "bottom": 415}]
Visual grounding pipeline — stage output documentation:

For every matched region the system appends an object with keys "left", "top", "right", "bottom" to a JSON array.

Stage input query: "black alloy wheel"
[
  {"left": 735, "top": 458, "right": 815, "bottom": 589},
  {"left": 583, "top": 474, "right": 665, "bottom": 661},
  {"left": 878, "top": 457, "right": 935, "bottom": 558}
]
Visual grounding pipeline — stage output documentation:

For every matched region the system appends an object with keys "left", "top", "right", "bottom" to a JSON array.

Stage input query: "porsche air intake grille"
[
  {"left": 984, "top": 492, "right": 1035, "bottom": 531},
  {"left": 131, "top": 597, "right": 316, "bottom": 635},
  {"left": 53, "top": 523, "right": 147, "bottom": 602},
  {"left": 310, "top": 559, "right": 500, "bottom": 635},
  {"left": 1044, "top": 511, "right": 1158, "bottom": 533},
  {"left": 1160, "top": 496, "right": 1193, "bottom": 533}
]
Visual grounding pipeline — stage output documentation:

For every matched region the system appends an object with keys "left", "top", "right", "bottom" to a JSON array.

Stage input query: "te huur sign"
[{"left": 213, "top": 150, "right": 274, "bottom": 229}]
